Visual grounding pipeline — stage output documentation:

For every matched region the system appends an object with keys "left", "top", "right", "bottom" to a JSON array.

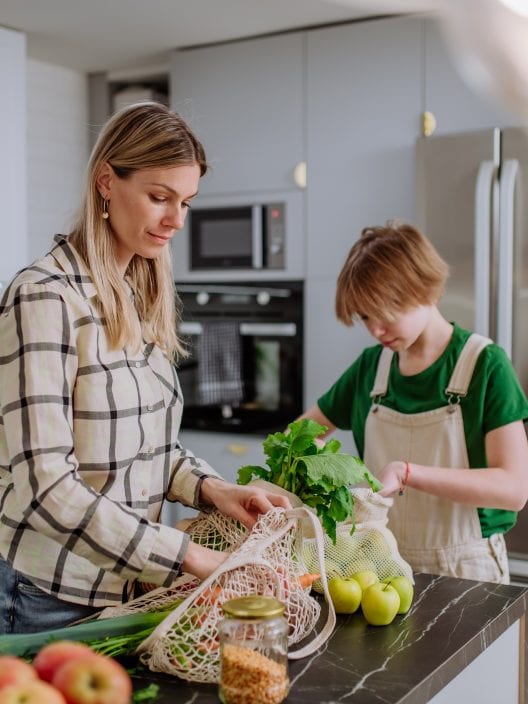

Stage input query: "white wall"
[
  {"left": 26, "top": 59, "right": 89, "bottom": 262},
  {"left": 0, "top": 26, "right": 26, "bottom": 283}
]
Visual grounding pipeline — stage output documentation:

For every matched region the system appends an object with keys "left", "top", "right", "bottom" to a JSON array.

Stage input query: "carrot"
[
  {"left": 195, "top": 584, "right": 223, "bottom": 606},
  {"left": 276, "top": 566, "right": 321, "bottom": 592},
  {"left": 298, "top": 573, "right": 321, "bottom": 589},
  {"left": 196, "top": 639, "right": 219, "bottom": 655}
]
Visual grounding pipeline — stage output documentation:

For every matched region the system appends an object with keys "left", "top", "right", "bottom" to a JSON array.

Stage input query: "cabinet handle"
[
  {"left": 293, "top": 161, "right": 307, "bottom": 189},
  {"left": 421, "top": 111, "right": 437, "bottom": 137}
]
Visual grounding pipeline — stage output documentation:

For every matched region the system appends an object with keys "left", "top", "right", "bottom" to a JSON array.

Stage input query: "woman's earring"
[{"left": 102, "top": 198, "right": 109, "bottom": 220}]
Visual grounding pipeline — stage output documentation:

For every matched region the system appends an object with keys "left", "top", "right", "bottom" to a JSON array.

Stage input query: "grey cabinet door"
[
  {"left": 305, "top": 17, "right": 422, "bottom": 280},
  {"left": 423, "top": 19, "right": 515, "bottom": 134},
  {"left": 170, "top": 32, "right": 304, "bottom": 196},
  {"left": 302, "top": 17, "right": 422, "bottom": 417}
]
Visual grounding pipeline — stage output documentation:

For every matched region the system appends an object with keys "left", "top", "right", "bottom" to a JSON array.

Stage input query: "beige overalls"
[{"left": 364, "top": 333, "right": 510, "bottom": 584}]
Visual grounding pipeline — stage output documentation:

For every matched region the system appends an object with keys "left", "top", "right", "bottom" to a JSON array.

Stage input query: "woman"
[
  {"left": 0, "top": 102, "right": 289, "bottom": 633},
  {"left": 299, "top": 222, "right": 528, "bottom": 583}
]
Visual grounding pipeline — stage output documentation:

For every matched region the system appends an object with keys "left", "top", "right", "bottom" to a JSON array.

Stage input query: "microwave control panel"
[{"left": 264, "top": 203, "right": 286, "bottom": 269}]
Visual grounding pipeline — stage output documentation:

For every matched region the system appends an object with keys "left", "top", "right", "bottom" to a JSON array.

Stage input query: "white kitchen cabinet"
[
  {"left": 161, "top": 429, "right": 267, "bottom": 525},
  {"left": 170, "top": 32, "right": 305, "bottom": 196},
  {"left": 0, "top": 26, "right": 26, "bottom": 281}
]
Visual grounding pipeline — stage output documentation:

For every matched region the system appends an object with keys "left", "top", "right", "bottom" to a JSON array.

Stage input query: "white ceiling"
[{"left": 0, "top": 0, "right": 429, "bottom": 73}]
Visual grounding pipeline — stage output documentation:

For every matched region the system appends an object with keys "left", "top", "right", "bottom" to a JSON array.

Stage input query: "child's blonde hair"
[
  {"left": 335, "top": 221, "right": 449, "bottom": 326},
  {"left": 70, "top": 102, "right": 208, "bottom": 360}
]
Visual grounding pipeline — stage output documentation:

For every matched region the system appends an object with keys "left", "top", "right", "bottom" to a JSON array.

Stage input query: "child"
[{"left": 299, "top": 221, "right": 528, "bottom": 583}]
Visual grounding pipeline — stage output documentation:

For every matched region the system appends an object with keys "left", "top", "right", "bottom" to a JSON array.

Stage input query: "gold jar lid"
[{"left": 222, "top": 595, "right": 285, "bottom": 619}]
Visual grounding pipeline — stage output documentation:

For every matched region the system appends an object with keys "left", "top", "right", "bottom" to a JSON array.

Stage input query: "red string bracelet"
[{"left": 399, "top": 461, "right": 410, "bottom": 496}]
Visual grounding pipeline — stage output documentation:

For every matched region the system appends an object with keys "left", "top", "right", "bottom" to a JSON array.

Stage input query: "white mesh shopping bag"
[
  {"left": 96, "top": 506, "right": 335, "bottom": 684},
  {"left": 301, "top": 487, "right": 414, "bottom": 592}
]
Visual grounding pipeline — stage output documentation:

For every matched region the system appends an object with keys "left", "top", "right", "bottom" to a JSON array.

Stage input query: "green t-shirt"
[{"left": 318, "top": 323, "right": 528, "bottom": 537}]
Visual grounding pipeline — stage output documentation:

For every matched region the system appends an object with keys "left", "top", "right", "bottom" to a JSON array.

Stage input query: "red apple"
[
  {"left": 33, "top": 641, "right": 98, "bottom": 683},
  {"left": 0, "top": 655, "right": 38, "bottom": 688},
  {"left": 52, "top": 654, "right": 132, "bottom": 704},
  {"left": 0, "top": 680, "right": 67, "bottom": 704}
]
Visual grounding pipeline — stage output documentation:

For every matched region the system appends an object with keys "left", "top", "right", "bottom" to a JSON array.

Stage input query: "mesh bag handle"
[{"left": 284, "top": 506, "right": 336, "bottom": 659}]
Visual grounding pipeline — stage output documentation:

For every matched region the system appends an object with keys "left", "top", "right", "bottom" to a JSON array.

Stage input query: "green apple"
[
  {"left": 327, "top": 576, "right": 362, "bottom": 614},
  {"left": 349, "top": 569, "right": 379, "bottom": 592},
  {"left": 324, "top": 558, "right": 343, "bottom": 578},
  {"left": 357, "top": 531, "right": 391, "bottom": 557},
  {"left": 361, "top": 582, "right": 401, "bottom": 626},
  {"left": 383, "top": 575, "right": 414, "bottom": 614}
]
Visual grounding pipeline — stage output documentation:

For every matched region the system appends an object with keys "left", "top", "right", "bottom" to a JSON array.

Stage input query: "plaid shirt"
[{"left": 0, "top": 235, "right": 221, "bottom": 607}]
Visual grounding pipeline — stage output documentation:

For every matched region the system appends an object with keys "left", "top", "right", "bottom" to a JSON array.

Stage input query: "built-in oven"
[{"left": 176, "top": 281, "right": 303, "bottom": 434}]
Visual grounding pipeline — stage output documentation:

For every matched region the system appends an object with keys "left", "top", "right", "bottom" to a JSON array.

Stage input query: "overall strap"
[
  {"left": 446, "top": 333, "right": 492, "bottom": 398},
  {"left": 369, "top": 347, "right": 394, "bottom": 399}
]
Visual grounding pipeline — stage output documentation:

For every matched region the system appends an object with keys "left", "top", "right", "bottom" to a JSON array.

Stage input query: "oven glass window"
[
  {"left": 254, "top": 340, "right": 280, "bottom": 411},
  {"left": 176, "top": 281, "right": 303, "bottom": 433},
  {"left": 179, "top": 335, "right": 283, "bottom": 413}
]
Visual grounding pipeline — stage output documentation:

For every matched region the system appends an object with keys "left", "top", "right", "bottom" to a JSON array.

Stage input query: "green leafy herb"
[
  {"left": 237, "top": 418, "right": 382, "bottom": 543},
  {"left": 133, "top": 683, "right": 160, "bottom": 702}
]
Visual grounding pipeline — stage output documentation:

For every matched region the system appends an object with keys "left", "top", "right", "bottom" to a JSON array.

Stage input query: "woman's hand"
[
  {"left": 200, "top": 477, "right": 291, "bottom": 529},
  {"left": 181, "top": 540, "right": 229, "bottom": 582},
  {"left": 377, "top": 460, "right": 407, "bottom": 497}
]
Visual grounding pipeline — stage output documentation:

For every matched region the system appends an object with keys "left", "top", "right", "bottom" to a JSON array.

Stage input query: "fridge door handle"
[
  {"left": 497, "top": 158, "right": 519, "bottom": 358},
  {"left": 474, "top": 160, "right": 496, "bottom": 338}
]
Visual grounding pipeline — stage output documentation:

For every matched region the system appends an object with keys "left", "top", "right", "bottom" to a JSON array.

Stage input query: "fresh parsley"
[
  {"left": 237, "top": 418, "right": 382, "bottom": 543},
  {"left": 132, "top": 683, "right": 160, "bottom": 702}
]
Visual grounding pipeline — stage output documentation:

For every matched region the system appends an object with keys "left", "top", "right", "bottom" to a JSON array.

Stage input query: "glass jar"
[{"left": 218, "top": 595, "right": 289, "bottom": 704}]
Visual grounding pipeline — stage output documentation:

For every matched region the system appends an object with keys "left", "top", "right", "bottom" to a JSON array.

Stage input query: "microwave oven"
[
  {"left": 189, "top": 202, "right": 286, "bottom": 271},
  {"left": 172, "top": 190, "right": 304, "bottom": 282}
]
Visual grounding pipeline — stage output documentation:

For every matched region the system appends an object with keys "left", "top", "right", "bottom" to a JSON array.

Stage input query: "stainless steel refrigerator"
[{"left": 416, "top": 127, "right": 528, "bottom": 580}]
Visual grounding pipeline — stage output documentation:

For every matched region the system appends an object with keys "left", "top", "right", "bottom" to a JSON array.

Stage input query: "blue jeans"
[{"left": 0, "top": 559, "right": 100, "bottom": 634}]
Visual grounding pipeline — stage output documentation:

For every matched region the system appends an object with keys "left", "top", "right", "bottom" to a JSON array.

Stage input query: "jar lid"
[{"left": 222, "top": 595, "right": 285, "bottom": 619}]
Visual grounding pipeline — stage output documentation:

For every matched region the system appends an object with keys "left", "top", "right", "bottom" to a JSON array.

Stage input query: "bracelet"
[{"left": 398, "top": 461, "right": 410, "bottom": 496}]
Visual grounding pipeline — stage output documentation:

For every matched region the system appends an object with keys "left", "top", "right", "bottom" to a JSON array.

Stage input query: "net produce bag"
[
  {"left": 96, "top": 506, "right": 335, "bottom": 684},
  {"left": 301, "top": 487, "right": 414, "bottom": 592}
]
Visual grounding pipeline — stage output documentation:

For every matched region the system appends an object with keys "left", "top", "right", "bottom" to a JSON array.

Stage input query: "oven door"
[{"left": 177, "top": 320, "right": 303, "bottom": 433}]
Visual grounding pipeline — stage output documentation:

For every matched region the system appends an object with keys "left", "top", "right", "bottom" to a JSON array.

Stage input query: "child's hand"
[{"left": 377, "top": 460, "right": 408, "bottom": 497}]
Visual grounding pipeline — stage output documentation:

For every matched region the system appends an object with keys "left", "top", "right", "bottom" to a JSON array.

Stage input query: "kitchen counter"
[{"left": 131, "top": 572, "right": 527, "bottom": 703}]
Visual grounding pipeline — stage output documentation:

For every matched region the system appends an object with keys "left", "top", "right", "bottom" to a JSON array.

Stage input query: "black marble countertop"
[{"left": 130, "top": 572, "right": 528, "bottom": 704}]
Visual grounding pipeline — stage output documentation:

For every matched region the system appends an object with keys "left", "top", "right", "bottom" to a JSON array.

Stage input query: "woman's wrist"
[{"left": 199, "top": 476, "right": 225, "bottom": 507}]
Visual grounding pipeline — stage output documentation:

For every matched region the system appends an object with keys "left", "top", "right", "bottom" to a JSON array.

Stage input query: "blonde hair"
[
  {"left": 335, "top": 221, "right": 449, "bottom": 326},
  {"left": 70, "top": 102, "right": 208, "bottom": 360}
]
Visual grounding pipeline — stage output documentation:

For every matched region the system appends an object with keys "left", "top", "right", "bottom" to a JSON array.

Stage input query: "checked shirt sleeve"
[{"left": 0, "top": 281, "right": 187, "bottom": 587}]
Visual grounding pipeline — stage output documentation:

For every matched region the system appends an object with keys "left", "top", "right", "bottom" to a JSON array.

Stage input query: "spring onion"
[{"left": 0, "top": 607, "right": 179, "bottom": 658}]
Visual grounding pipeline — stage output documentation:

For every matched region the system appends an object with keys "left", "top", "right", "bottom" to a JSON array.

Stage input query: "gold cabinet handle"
[
  {"left": 422, "top": 111, "right": 437, "bottom": 137},
  {"left": 293, "top": 161, "right": 307, "bottom": 189}
]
